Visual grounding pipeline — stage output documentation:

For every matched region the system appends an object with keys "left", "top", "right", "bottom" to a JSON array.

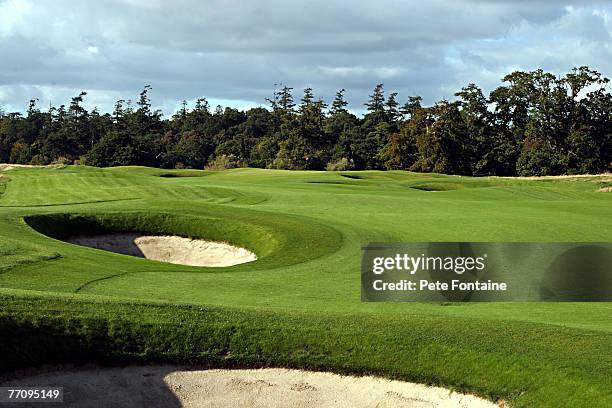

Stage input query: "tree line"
[{"left": 0, "top": 66, "right": 610, "bottom": 175}]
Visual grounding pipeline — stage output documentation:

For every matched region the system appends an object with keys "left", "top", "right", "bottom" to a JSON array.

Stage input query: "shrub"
[
  {"left": 30, "top": 154, "right": 51, "bottom": 165},
  {"left": 326, "top": 157, "right": 354, "bottom": 171},
  {"left": 51, "top": 156, "right": 71, "bottom": 165},
  {"left": 205, "top": 155, "right": 242, "bottom": 170}
]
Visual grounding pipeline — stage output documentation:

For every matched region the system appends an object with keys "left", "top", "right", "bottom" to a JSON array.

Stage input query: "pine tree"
[
  {"left": 385, "top": 92, "right": 400, "bottom": 124},
  {"left": 330, "top": 89, "right": 349, "bottom": 114},
  {"left": 278, "top": 86, "right": 295, "bottom": 113},
  {"left": 365, "top": 84, "right": 385, "bottom": 115}
]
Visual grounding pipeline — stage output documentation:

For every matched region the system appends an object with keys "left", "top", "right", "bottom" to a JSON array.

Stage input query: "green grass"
[
  {"left": 0, "top": 175, "right": 6, "bottom": 197},
  {"left": 0, "top": 165, "right": 611, "bottom": 407}
]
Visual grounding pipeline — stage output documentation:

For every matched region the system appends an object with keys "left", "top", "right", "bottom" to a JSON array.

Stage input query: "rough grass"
[
  {"left": 0, "top": 175, "right": 6, "bottom": 197},
  {"left": 0, "top": 166, "right": 611, "bottom": 407}
]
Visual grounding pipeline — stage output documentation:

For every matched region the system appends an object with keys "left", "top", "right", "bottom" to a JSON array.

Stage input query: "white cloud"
[
  {"left": 0, "top": 1, "right": 610, "bottom": 115},
  {"left": 318, "top": 67, "right": 368, "bottom": 77},
  {"left": 0, "top": 0, "right": 32, "bottom": 38}
]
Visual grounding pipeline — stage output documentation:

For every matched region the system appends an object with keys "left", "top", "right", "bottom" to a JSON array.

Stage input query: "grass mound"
[
  {"left": 22, "top": 208, "right": 342, "bottom": 272},
  {"left": 24, "top": 212, "right": 271, "bottom": 258}
]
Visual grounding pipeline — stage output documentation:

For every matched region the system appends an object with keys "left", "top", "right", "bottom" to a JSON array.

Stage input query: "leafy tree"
[
  {"left": 326, "top": 109, "right": 359, "bottom": 163},
  {"left": 411, "top": 101, "right": 470, "bottom": 174},
  {"left": 400, "top": 96, "right": 422, "bottom": 119},
  {"left": 455, "top": 84, "right": 496, "bottom": 175},
  {"left": 272, "top": 132, "right": 310, "bottom": 170},
  {"left": 9, "top": 142, "right": 31, "bottom": 164},
  {"left": 164, "top": 130, "right": 211, "bottom": 168},
  {"left": 85, "top": 131, "right": 135, "bottom": 167},
  {"left": 216, "top": 107, "right": 274, "bottom": 163},
  {"left": 251, "top": 134, "right": 281, "bottom": 168},
  {"left": 381, "top": 96, "right": 424, "bottom": 170},
  {"left": 563, "top": 67, "right": 611, "bottom": 173},
  {"left": 380, "top": 129, "right": 417, "bottom": 170}
]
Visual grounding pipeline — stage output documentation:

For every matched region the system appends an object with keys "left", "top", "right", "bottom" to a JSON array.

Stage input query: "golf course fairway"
[{"left": 0, "top": 165, "right": 610, "bottom": 407}]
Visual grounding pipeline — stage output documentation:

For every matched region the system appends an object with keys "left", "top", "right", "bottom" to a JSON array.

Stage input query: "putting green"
[{"left": 0, "top": 166, "right": 611, "bottom": 407}]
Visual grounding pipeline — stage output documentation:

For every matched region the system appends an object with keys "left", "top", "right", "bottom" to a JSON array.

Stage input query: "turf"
[{"left": 0, "top": 166, "right": 610, "bottom": 407}]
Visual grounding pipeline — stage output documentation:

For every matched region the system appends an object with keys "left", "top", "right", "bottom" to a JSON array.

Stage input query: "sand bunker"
[
  {"left": 502, "top": 172, "right": 612, "bottom": 181},
  {"left": 0, "top": 366, "right": 499, "bottom": 408},
  {"left": 0, "top": 163, "right": 65, "bottom": 171},
  {"left": 66, "top": 234, "right": 257, "bottom": 267}
]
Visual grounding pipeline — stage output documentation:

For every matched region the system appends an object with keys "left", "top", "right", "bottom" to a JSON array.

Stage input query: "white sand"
[
  {"left": 0, "top": 164, "right": 37, "bottom": 171},
  {"left": 66, "top": 234, "right": 257, "bottom": 267},
  {"left": 0, "top": 366, "right": 500, "bottom": 408},
  {"left": 501, "top": 172, "right": 611, "bottom": 181},
  {"left": 0, "top": 163, "right": 65, "bottom": 171}
]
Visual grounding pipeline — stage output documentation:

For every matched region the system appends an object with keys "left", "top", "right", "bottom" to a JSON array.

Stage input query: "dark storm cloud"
[{"left": 0, "top": 0, "right": 610, "bottom": 115}]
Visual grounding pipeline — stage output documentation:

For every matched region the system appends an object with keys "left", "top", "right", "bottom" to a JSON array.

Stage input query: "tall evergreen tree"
[
  {"left": 364, "top": 84, "right": 386, "bottom": 125},
  {"left": 330, "top": 89, "right": 349, "bottom": 114}
]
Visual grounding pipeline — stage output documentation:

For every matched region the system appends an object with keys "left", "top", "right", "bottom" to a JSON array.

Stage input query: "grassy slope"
[{"left": 0, "top": 166, "right": 611, "bottom": 407}]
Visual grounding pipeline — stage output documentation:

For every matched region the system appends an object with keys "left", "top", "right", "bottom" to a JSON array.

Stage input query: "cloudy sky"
[{"left": 1, "top": 0, "right": 611, "bottom": 116}]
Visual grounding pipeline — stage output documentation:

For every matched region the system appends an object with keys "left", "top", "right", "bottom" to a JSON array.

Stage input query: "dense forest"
[{"left": 0, "top": 66, "right": 610, "bottom": 176}]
